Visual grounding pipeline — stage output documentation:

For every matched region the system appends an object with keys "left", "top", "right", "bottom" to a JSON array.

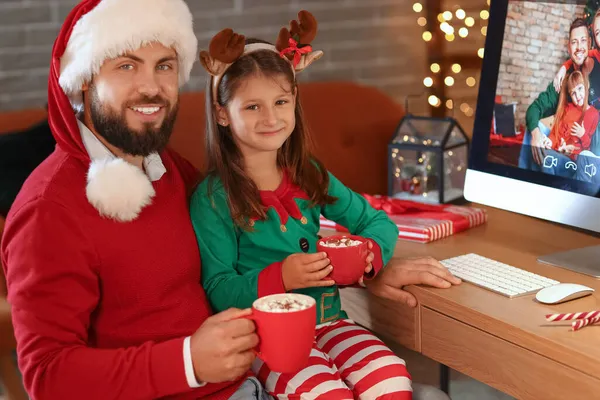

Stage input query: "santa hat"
[{"left": 48, "top": 0, "right": 197, "bottom": 222}]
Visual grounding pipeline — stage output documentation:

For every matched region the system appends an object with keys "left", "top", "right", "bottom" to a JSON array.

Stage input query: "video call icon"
[{"left": 543, "top": 155, "right": 558, "bottom": 169}]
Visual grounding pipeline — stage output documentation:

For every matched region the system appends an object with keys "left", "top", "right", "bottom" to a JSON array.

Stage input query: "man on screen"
[{"left": 518, "top": 17, "right": 600, "bottom": 180}]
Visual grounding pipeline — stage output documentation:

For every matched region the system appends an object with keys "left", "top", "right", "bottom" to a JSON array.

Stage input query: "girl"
[
  {"left": 546, "top": 70, "right": 598, "bottom": 165},
  {"left": 191, "top": 11, "right": 412, "bottom": 400}
]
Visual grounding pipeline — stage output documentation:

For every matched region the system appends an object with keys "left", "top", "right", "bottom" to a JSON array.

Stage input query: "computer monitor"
[{"left": 465, "top": 0, "right": 600, "bottom": 277}]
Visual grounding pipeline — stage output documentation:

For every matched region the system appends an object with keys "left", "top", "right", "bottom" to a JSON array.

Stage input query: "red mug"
[
  {"left": 244, "top": 293, "right": 316, "bottom": 374},
  {"left": 317, "top": 235, "right": 370, "bottom": 286}
]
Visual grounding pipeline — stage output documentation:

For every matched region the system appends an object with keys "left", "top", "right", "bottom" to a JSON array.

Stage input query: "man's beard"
[{"left": 89, "top": 84, "right": 179, "bottom": 157}]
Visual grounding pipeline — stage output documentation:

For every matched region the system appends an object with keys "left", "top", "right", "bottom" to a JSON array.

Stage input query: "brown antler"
[
  {"left": 290, "top": 10, "right": 317, "bottom": 44},
  {"left": 275, "top": 10, "right": 322, "bottom": 72},
  {"left": 199, "top": 28, "right": 245, "bottom": 76},
  {"left": 276, "top": 10, "right": 318, "bottom": 53}
]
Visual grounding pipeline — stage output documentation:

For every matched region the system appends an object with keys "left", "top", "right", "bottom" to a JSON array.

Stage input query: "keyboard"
[{"left": 441, "top": 253, "right": 560, "bottom": 298}]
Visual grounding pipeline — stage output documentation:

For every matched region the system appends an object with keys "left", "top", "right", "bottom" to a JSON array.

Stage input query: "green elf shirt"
[{"left": 190, "top": 171, "right": 399, "bottom": 325}]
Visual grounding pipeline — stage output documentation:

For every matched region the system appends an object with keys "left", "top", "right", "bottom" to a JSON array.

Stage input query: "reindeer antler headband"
[{"left": 199, "top": 10, "right": 323, "bottom": 101}]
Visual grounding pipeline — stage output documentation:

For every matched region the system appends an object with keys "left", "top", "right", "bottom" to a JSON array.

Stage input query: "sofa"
[{"left": 0, "top": 81, "right": 404, "bottom": 398}]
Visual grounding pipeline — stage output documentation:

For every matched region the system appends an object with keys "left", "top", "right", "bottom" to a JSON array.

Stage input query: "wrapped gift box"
[{"left": 320, "top": 195, "right": 487, "bottom": 244}]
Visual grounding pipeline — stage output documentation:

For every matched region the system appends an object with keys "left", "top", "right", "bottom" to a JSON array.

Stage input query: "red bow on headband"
[{"left": 279, "top": 38, "right": 312, "bottom": 68}]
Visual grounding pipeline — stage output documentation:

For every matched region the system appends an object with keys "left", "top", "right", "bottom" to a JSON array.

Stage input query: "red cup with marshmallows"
[{"left": 316, "top": 235, "right": 370, "bottom": 286}]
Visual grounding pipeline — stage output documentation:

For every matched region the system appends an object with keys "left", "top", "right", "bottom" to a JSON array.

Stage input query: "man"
[
  {"left": 520, "top": 17, "right": 600, "bottom": 173},
  {"left": 1, "top": 1, "right": 460, "bottom": 399}
]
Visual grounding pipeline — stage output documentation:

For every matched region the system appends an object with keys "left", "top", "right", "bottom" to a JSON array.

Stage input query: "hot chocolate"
[
  {"left": 254, "top": 294, "right": 313, "bottom": 313},
  {"left": 319, "top": 237, "right": 363, "bottom": 248}
]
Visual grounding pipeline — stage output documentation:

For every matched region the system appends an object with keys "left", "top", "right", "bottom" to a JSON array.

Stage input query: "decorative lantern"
[{"left": 388, "top": 115, "right": 469, "bottom": 204}]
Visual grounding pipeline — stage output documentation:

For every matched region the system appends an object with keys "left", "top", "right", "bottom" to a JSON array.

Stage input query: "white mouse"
[{"left": 535, "top": 283, "right": 595, "bottom": 304}]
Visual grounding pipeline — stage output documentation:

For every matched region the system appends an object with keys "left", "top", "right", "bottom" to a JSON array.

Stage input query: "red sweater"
[
  {"left": 548, "top": 103, "right": 599, "bottom": 158},
  {"left": 0, "top": 147, "right": 245, "bottom": 399}
]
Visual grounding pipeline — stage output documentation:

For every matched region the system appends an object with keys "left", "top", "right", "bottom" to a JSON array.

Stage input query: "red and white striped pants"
[{"left": 252, "top": 319, "right": 412, "bottom": 399}]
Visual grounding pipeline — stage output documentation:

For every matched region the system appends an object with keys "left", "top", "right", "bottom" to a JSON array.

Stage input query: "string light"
[
  {"left": 440, "top": 22, "right": 454, "bottom": 34},
  {"left": 445, "top": 33, "right": 455, "bottom": 41},
  {"left": 487, "top": 0, "right": 490, "bottom": 5},
  {"left": 480, "top": 10, "right": 489, "bottom": 20},
  {"left": 452, "top": 63, "right": 461, "bottom": 73},
  {"left": 465, "top": 17, "right": 475, "bottom": 27},
  {"left": 460, "top": 103, "right": 470, "bottom": 112},
  {"left": 481, "top": 26, "right": 487, "bottom": 36},
  {"left": 478, "top": 48, "right": 485, "bottom": 58},
  {"left": 428, "top": 95, "right": 441, "bottom": 107},
  {"left": 413, "top": 2, "right": 423, "bottom": 12},
  {"left": 443, "top": 11, "right": 453, "bottom": 20},
  {"left": 422, "top": 31, "right": 432, "bottom": 41},
  {"left": 430, "top": 63, "right": 441, "bottom": 73},
  {"left": 459, "top": 27, "right": 469, "bottom": 37},
  {"left": 455, "top": 9, "right": 466, "bottom": 19},
  {"left": 418, "top": 17, "right": 427, "bottom": 26},
  {"left": 466, "top": 77, "right": 477, "bottom": 87},
  {"left": 465, "top": 108, "right": 474, "bottom": 117},
  {"left": 437, "top": 13, "right": 445, "bottom": 22},
  {"left": 446, "top": 99, "right": 454, "bottom": 109},
  {"left": 444, "top": 76, "right": 455, "bottom": 86},
  {"left": 423, "top": 77, "right": 434, "bottom": 87}
]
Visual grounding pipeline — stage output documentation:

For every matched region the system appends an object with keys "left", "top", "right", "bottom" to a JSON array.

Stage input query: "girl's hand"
[
  {"left": 358, "top": 241, "right": 376, "bottom": 287},
  {"left": 554, "top": 65, "right": 567, "bottom": 92},
  {"left": 558, "top": 138, "right": 580, "bottom": 155},
  {"left": 542, "top": 136, "right": 553, "bottom": 149},
  {"left": 282, "top": 252, "right": 335, "bottom": 291},
  {"left": 571, "top": 121, "right": 585, "bottom": 138}
]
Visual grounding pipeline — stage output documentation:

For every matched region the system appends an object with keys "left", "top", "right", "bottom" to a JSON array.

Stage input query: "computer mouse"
[{"left": 535, "top": 283, "right": 595, "bottom": 304}]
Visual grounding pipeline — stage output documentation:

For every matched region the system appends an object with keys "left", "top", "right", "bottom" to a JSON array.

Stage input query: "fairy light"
[
  {"left": 466, "top": 77, "right": 477, "bottom": 87},
  {"left": 430, "top": 63, "right": 441, "bottom": 73},
  {"left": 452, "top": 63, "right": 461, "bottom": 73},
  {"left": 422, "top": 31, "right": 432, "bottom": 41},
  {"left": 413, "top": 2, "right": 423, "bottom": 12},
  {"left": 445, "top": 33, "right": 455, "bottom": 41},
  {"left": 478, "top": 48, "right": 485, "bottom": 58},
  {"left": 423, "top": 77, "right": 434, "bottom": 87},
  {"left": 443, "top": 11, "right": 453, "bottom": 20},
  {"left": 460, "top": 103, "right": 470, "bottom": 112},
  {"left": 437, "top": 13, "right": 445, "bottom": 22},
  {"left": 440, "top": 22, "right": 454, "bottom": 34},
  {"left": 455, "top": 9, "right": 466, "bottom": 19},
  {"left": 446, "top": 99, "right": 454, "bottom": 109},
  {"left": 428, "top": 95, "right": 441, "bottom": 107},
  {"left": 444, "top": 76, "right": 455, "bottom": 86},
  {"left": 481, "top": 26, "right": 487, "bottom": 36},
  {"left": 417, "top": 17, "right": 427, "bottom": 26},
  {"left": 459, "top": 27, "right": 469, "bottom": 37},
  {"left": 465, "top": 17, "right": 475, "bottom": 27},
  {"left": 480, "top": 10, "right": 489, "bottom": 20}
]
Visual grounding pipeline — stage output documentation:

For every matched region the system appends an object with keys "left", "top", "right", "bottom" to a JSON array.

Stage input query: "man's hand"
[
  {"left": 282, "top": 252, "right": 335, "bottom": 291},
  {"left": 364, "top": 257, "right": 461, "bottom": 307},
  {"left": 530, "top": 127, "right": 547, "bottom": 165},
  {"left": 554, "top": 65, "right": 567, "bottom": 92},
  {"left": 190, "top": 308, "right": 259, "bottom": 384}
]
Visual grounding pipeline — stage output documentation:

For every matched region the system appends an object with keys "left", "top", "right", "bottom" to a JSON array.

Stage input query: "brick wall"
[
  {"left": 496, "top": 1, "right": 585, "bottom": 126},
  {"left": 0, "top": 0, "right": 490, "bottom": 129}
]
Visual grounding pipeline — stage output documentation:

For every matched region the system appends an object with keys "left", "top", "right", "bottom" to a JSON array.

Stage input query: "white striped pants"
[{"left": 252, "top": 319, "right": 412, "bottom": 399}]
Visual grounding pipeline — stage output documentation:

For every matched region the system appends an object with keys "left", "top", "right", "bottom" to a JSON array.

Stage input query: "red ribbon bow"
[
  {"left": 279, "top": 38, "right": 312, "bottom": 68},
  {"left": 362, "top": 194, "right": 447, "bottom": 216}
]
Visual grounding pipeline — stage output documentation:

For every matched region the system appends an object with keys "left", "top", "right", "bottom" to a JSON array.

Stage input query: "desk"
[{"left": 336, "top": 205, "right": 600, "bottom": 400}]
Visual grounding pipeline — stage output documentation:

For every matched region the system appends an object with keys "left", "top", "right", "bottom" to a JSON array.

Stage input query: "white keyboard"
[{"left": 441, "top": 253, "right": 560, "bottom": 298}]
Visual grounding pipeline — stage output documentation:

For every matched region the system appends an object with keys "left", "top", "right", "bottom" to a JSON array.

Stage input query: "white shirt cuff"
[{"left": 183, "top": 336, "right": 206, "bottom": 388}]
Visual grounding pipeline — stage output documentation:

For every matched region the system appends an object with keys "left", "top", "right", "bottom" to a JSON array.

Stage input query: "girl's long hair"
[
  {"left": 204, "top": 39, "right": 336, "bottom": 229},
  {"left": 550, "top": 70, "right": 589, "bottom": 139}
]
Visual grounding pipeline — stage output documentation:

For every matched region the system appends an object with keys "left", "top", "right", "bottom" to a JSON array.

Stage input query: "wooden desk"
[{"left": 337, "top": 206, "right": 600, "bottom": 400}]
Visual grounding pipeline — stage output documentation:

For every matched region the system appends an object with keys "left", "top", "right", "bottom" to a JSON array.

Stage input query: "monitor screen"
[{"left": 471, "top": 0, "right": 600, "bottom": 198}]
